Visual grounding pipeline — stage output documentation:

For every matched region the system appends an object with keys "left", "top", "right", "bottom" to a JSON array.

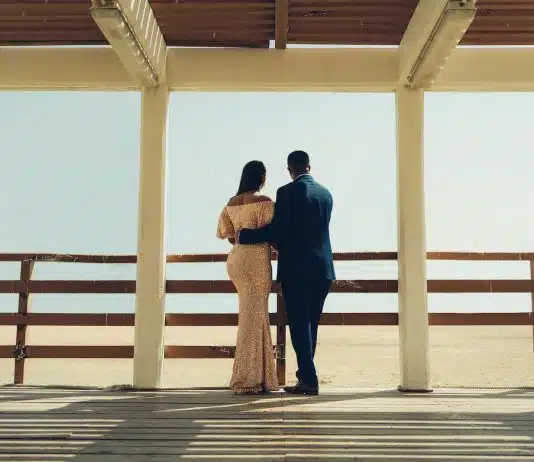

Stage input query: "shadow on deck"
[{"left": 0, "top": 386, "right": 533, "bottom": 461}]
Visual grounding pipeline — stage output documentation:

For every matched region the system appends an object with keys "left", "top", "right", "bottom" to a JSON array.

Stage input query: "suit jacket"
[{"left": 239, "top": 175, "right": 335, "bottom": 282}]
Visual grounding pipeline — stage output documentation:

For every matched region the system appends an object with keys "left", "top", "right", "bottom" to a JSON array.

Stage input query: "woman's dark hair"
[{"left": 236, "top": 160, "right": 266, "bottom": 195}]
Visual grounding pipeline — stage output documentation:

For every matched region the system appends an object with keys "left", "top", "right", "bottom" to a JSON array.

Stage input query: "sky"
[{"left": 1, "top": 90, "right": 534, "bottom": 315}]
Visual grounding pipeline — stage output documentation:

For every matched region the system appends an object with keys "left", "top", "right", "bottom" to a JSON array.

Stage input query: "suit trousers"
[{"left": 281, "top": 279, "right": 331, "bottom": 386}]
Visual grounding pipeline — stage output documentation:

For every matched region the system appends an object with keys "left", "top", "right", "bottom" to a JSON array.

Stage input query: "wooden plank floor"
[{"left": 0, "top": 386, "right": 533, "bottom": 461}]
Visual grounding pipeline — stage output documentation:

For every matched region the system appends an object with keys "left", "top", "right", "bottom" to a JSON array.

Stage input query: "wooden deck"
[{"left": 0, "top": 387, "right": 533, "bottom": 461}]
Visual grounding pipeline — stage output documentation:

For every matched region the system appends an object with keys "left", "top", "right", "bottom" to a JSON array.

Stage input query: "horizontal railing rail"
[
  {"left": 0, "top": 251, "right": 533, "bottom": 385},
  {"left": 3, "top": 251, "right": 534, "bottom": 263}
]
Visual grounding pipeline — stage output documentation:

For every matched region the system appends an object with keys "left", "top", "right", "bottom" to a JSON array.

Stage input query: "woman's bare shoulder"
[{"left": 226, "top": 195, "right": 242, "bottom": 207}]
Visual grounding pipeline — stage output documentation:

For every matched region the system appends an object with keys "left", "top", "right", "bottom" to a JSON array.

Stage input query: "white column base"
[
  {"left": 396, "top": 86, "right": 432, "bottom": 393},
  {"left": 133, "top": 86, "right": 169, "bottom": 389}
]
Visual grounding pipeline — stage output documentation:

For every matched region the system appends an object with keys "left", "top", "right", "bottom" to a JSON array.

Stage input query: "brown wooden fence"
[{"left": 0, "top": 251, "right": 533, "bottom": 385}]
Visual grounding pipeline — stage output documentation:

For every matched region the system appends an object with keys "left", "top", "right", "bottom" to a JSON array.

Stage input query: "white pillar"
[
  {"left": 395, "top": 86, "right": 431, "bottom": 392},
  {"left": 133, "top": 85, "right": 169, "bottom": 389}
]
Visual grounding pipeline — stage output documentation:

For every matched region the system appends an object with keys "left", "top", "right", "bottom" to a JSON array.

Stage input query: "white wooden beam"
[
  {"left": 432, "top": 47, "right": 534, "bottom": 92},
  {"left": 395, "top": 87, "right": 431, "bottom": 393},
  {"left": 91, "top": 0, "right": 167, "bottom": 86},
  {"left": 2, "top": 47, "right": 534, "bottom": 93},
  {"left": 0, "top": 48, "right": 136, "bottom": 91},
  {"left": 398, "top": 0, "right": 476, "bottom": 89},
  {"left": 167, "top": 48, "right": 398, "bottom": 92},
  {"left": 0, "top": 47, "right": 397, "bottom": 92},
  {"left": 133, "top": 86, "right": 169, "bottom": 389}
]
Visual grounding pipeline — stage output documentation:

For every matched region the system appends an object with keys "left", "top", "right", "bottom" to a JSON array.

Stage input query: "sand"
[{"left": 1, "top": 325, "right": 533, "bottom": 388}]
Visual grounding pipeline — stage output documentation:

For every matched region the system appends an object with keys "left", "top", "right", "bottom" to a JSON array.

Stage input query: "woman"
[{"left": 216, "top": 160, "right": 279, "bottom": 394}]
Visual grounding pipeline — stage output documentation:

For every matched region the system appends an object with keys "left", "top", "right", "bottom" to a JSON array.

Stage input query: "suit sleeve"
[{"left": 239, "top": 188, "right": 290, "bottom": 246}]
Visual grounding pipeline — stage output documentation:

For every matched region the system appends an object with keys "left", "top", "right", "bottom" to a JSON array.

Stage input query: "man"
[{"left": 237, "top": 150, "right": 335, "bottom": 395}]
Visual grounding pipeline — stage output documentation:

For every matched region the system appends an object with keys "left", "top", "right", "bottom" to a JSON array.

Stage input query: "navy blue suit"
[{"left": 239, "top": 174, "right": 335, "bottom": 386}]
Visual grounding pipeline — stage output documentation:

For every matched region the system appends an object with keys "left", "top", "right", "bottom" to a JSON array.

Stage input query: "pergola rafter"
[
  {"left": 90, "top": 0, "right": 167, "bottom": 87},
  {"left": 398, "top": 0, "right": 476, "bottom": 89},
  {"left": 2, "top": 1, "right": 534, "bottom": 47},
  {"left": 275, "top": 0, "right": 290, "bottom": 49}
]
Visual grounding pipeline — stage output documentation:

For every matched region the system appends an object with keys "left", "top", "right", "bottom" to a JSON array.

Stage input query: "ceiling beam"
[
  {"left": 0, "top": 47, "right": 397, "bottom": 92},
  {"left": 0, "top": 47, "right": 136, "bottom": 91},
  {"left": 398, "top": 0, "right": 476, "bottom": 89},
  {"left": 167, "top": 48, "right": 397, "bottom": 91},
  {"left": 275, "top": 0, "right": 289, "bottom": 50},
  {"left": 3, "top": 47, "right": 534, "bottom": 93},
  {"left": 90, "top": 0, "right": 167, "bottom": 87},
  {"left": 433, "top": 48, "right": 534, "bottom": 92}
]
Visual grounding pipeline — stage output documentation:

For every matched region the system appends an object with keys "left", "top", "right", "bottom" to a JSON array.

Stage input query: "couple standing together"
[{"left": 217, "top": 150, "right": 335, "bottom": 396}]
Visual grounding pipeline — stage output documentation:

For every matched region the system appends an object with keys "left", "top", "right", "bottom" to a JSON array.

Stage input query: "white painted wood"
[
  {"left": 395, "top": 87, "right": 431, "bottom": 392},
  {"left": 166, "top": 48, "right": 397, "bottom": 92},
  {"left": 2, "top": 47, "right": 534, "bottom": 92},
  {"left": 0, "top": 48, "right": 135, "bottom": 91},
  {"left": 90, "top": 0, "right": 167, "bottom": 86},
  {"left": 133, "top": 86, "right": 169, "bottom": 389},
  {"left": 399, "top": 0, "right": 448, "bottom": 83},
  {"left": 398, "top": 0, "right": 475, "bottom": 88},
  {"left": 114, "top": 0, "right": 167, "bottom": 82},
  {"left": 433, "top": 48, "right": 534, "bottom": 91}
]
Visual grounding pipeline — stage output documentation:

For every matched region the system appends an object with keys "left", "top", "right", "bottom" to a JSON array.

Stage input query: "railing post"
[
  {"left": 14, "top": 259, "right": 34, "bottom": 385},
  {"left": 530, "top": 260, "right": 534, "bottom": 359},
  {"left": 276, "top": 291, "right": 286, "bottom": 386}
]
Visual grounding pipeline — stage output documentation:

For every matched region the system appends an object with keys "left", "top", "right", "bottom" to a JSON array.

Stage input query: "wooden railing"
[{"left": 0, "top": 251, "right": 533, "bottom": 385}]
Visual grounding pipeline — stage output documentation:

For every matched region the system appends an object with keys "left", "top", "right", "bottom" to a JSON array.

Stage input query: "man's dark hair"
[{"left": 287, "top": 150, "right": 310, "bottom": 174}]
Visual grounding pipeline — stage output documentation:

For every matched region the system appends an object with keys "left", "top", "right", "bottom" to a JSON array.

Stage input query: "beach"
[{"left": 1, "top": 325, "right": 533, "bottom": 388}]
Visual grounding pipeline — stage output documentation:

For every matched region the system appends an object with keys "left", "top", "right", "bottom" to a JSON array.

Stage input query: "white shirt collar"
[{"left": 294, "top": 173, "right": 311, "bottom": 181}]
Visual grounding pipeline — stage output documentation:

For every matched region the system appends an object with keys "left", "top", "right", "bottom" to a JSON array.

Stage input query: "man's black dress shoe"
[{"left": 283, "top": 381, "right": 319, "bottom": 396}]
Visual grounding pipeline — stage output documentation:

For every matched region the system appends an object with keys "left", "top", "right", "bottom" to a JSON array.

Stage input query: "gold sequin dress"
[{"left": 217, "top": 199, "right": 279, "bottom": 394}]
